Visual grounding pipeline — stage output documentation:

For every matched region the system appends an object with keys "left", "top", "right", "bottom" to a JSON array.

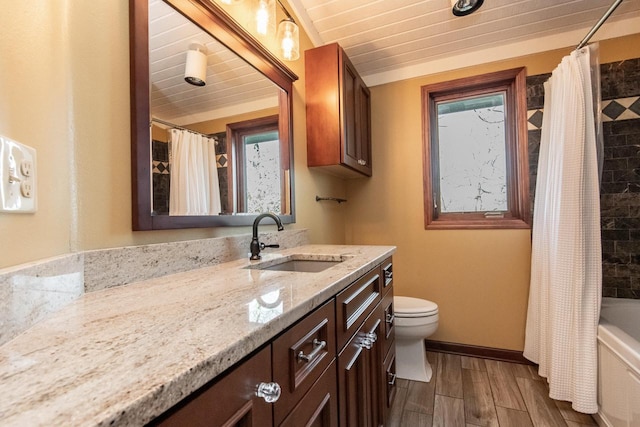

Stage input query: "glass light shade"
[
  {"left": 277, "top": 19, "right": 299, "bottom": 61},
  {"left": 255, "top": 0, "right": 276, "bottom": 37}
]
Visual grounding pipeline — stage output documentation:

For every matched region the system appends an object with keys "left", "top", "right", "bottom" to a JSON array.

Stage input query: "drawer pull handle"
[
  {"left": 385, "top": 270, "right": 393, "bottom": 280},
  {"left": 298, "top": 339, "right": 327, "bottom": 363},
  {"left": 366, "top": 332, "right": 378, "bottom": 343},
  {"left": 388, "top": 373, "right": 397, "bottom": 386},
  {"left": 357, "top": 159, "right": 367, "bottom": 166},
  {"left": 386, "top": 314, "right": 395, "bottom": 325},
  {"left": 256, "top": 382, "right": 281, "bottom": 403}
]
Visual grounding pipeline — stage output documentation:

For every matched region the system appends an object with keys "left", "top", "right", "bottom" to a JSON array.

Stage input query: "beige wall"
[
  {"left": 0, "top": 0, "right": 346, "bottom": 269},
  {"left": 2, "top": 0, "right": 639, "bottom": 353},
  {"left": 345, "top": 33, "right": 640, "bottom": 351},
  {"left": 0, "top": 3, "right": 73, "bottom": 265}
]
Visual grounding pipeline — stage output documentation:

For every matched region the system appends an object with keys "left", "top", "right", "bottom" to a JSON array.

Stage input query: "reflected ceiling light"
[
  {"left": 276, "top": 0, "right": 299, "bottom": 61},
  {"left": 255, "top": 0, "right": 276, "bottom": 37},
  {"left": 218, "top": 0, "right": 243, "bottom": 4},
  {"left": 184, "top": 43, "right": 207, "bottom": 87},
  {"left": 450, "top": 0, "right": 484, "bottom": 16}
]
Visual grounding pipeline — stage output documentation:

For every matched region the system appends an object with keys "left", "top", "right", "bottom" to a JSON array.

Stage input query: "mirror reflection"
[{"left": 149, "top": 0, "right": 289, "bottom": 216}]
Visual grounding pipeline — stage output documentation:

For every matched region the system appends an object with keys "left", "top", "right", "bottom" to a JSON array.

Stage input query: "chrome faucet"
[{"left": 250, "top": 213, "right": 284, "bottom": 260}]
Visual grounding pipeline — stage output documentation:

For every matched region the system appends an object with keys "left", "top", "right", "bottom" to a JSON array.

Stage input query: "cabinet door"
[
  {"left": 338, "top": 310, "right": 383, "bottom": 427},
  {"left": 153, "top": 346, "right": 274, "bottom": 427},
  {"left": 341, "top": 54, "right": 372, "bottom": 176},
  {"left": 355, "top": 79, "right": 372, "bottom": 176},
  {"left": 341, "top": 55, "right": 360, "bottom": 173},
  {"left": 279, "top": 362, "right": 338, "bottom": 427},
  {"left": 382, "top": 345, "right": 398, "bottom": 422}
]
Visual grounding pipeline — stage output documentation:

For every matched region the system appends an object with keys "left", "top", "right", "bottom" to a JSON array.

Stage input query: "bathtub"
[{"left": 597, "top": 297, "right": 640, "bottom": 427}]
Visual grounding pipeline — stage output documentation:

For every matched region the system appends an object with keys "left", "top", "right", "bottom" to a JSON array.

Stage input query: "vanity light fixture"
[
  {"left": 450, "top": 0, "right": 484, "bottom": 16},
  {"left": 255, "top": 0, "right": 276, "bottom": 37},
  {"left": 184, "top": 43, "right": 207, "bottom": 86},
  {"left": 276, "top": 0, "right": 299, "bottom": 61}
]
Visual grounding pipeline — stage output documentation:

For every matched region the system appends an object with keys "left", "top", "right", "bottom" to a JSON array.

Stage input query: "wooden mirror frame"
[{"left": 129, "top": 0, "right": 298, "bottom": 230}]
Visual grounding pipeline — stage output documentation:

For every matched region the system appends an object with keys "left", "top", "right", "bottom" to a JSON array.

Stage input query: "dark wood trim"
[
  {"left": 425, "top": 340, "right": 534, "bottom": 365},
  {"left": 421, "top": 67, "right": 530, "bottom": 230},
  {"left": 129, "top": 0, "right": 152, "bottom": 230},
  {"left": 129, "top": 0, "right": 298, "bottom": 230}
]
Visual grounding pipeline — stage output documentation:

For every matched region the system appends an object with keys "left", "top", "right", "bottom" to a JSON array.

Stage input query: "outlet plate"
[{"left": 0, "top": 136, "right": 37, "bottom": 213}]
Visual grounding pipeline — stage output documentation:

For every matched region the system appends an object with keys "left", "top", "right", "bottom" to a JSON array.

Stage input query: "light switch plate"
[{"left": 0, "top": 136, "right": 37, "bottom": 213}]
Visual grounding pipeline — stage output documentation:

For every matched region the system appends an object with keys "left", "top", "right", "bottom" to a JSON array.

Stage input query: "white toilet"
[{"left": 394, "top": 296, "right": 439, "bottom": 382}]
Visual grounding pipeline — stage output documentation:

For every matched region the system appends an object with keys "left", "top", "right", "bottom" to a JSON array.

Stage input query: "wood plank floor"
[{"left": 387, "top": 352, "right": 597, "bottom": 427}]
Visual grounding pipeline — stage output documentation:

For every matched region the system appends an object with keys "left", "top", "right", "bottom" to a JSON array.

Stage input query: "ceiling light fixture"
[
  {"left": 450, "top": 0, "right": 484, "bottom": 16},
  {"left": 184, "top": 43, "right": 207, "bottom": 86},
  {"left": 276, "top": 0, "right": 299, "bottom": 61}
]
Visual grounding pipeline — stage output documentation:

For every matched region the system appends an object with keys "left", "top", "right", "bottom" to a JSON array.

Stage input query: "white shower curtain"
[
  {"left": 169, "top": 128, "right": 222, "bottom": 216},
  {"left": 524, "top": 45, "right": 602, "bottom": 413}
]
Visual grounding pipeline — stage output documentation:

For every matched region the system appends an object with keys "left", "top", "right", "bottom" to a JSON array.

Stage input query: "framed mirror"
[{"left": 130, "top": 0, "right": 298, "bottom": 230}]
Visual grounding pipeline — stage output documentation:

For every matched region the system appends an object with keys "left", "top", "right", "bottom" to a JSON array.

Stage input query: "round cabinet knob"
[
  {"left": 256, "top": 382, "right": 281, "bottom": 403},
  {"left": 357, "top": 159, "right": 367, "bottom": 166},
  {"left": 366, "top": 332, "right": 378, "bottom": 343},
  {"left": 360, "top": 337, "right": 373, "bottom": 350}
]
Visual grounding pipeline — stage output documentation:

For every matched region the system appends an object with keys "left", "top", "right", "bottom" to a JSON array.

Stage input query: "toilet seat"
[{"left": 394, "top": 296, "right": 438, "bottom": 318}]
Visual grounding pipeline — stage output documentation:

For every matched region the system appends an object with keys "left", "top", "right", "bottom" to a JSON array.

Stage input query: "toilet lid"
[{"left": 394, "top": 296, "right": 438, "bottom": 316}]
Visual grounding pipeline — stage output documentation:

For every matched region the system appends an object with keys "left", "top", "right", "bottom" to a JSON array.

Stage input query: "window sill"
[{"left": 425, "top": 218, "right": 531, "bottom": 230}]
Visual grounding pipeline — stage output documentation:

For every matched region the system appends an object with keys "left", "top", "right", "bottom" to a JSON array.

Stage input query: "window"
[
  {"left": 422, "top": 68, "right": 530, "bottom": 229},
  {"left": 227, "top": 115, "right": 285, "bottom": 213}
]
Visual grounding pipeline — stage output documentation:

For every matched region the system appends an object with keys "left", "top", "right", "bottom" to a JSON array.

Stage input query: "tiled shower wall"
[
  {"left": 527, "top": 57, "right": 640, "bottom": 299},
  {"left": 152, "top": 131, "right": 230, "bottom": 214}
]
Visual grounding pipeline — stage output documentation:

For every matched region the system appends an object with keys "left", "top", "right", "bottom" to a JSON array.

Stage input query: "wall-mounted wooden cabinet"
[{"left": 306, "top": 43, "right": 372, "bottom": 178}]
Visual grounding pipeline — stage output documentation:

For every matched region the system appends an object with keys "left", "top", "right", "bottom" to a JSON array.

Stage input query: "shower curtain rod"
[
  {"left": 576, "top": 0, "right": 623, "bottom": 50},
  {"left": 150, "top": 117, "right": 217, "bottom": 140}
]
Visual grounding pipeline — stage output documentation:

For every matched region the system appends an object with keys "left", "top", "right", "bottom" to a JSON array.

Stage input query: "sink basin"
[{"left": 246, "top": 255, "right": 345, "bottom": 273}]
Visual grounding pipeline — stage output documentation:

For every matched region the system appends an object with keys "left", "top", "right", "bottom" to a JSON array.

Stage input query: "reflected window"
[
  {"left": 228, "top": 115, "right": 284, "bottom": 213},
  {"left": 248, "top": 290, "right": 283, "bottom": 324}
]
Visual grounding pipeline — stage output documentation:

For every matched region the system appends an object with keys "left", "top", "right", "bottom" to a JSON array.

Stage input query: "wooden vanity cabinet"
[
  {"left": 152, "top": 258, "right": 395, "bottom": 427},
  {"left": 305, "top": 43, "right": 372, "bottom": 178}
]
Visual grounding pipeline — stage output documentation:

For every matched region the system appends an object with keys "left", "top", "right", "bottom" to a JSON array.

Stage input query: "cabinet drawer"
[
  {"left": 336, "top": 266, "right": 382, "bottom": 349},
  {"left": 273, "top": 300, "right": 336, "bottom": 425},
  {"left": 380, "top": 284, "right": 395, "bottom": 358},
  {"left": 153, "top": 346, "right": 272, "bottom": 427},
  {"left": 381, "top": 258, "right": 393, "bottom": 294},
  {"left": 382, "top": 343, "right": 397, "bottom": 415},
  {"left": 279, "top": 361, "right": 338, "bottom": 427}
]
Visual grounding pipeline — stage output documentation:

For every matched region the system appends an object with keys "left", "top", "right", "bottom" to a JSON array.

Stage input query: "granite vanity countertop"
[{"left": 0, "top": 244, "right": 395, "bottom": 426}]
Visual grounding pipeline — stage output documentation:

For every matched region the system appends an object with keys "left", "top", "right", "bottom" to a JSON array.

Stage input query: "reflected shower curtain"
[
  {"left": 169, "top": 128, "right": 222, "bottom": 216},
  {"left": 524, "top": 44, "right": 602, "bottom": 413}
]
